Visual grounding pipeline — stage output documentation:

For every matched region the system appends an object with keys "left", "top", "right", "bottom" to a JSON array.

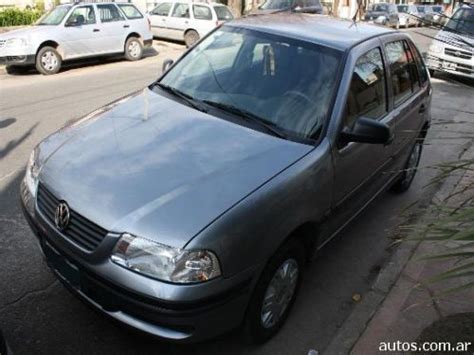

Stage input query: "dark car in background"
[
  {"left": 22, "top": 14, "right": 431, "bottom": 344},
  {"left": 251, "top": 0, "right": 323, "bottom": 14},
  {"left": 364, "top": 3, "right": 400, "bottom": 28}
]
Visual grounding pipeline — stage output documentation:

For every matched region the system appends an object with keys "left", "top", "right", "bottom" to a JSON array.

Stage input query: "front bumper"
[
  {"left": 0, "top": 54, "right": 35, "bottom": 66},
  {"left": 427, "top": 52, "right": 474, "bottom": 79},
  {"left": 21, "top": 181, "right": 255, "bottom": 343}
]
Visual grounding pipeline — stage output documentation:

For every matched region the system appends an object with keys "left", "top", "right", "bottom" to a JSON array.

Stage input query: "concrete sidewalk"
[{"left": 325, "top": 144, "right": 474, "bottom": 354}]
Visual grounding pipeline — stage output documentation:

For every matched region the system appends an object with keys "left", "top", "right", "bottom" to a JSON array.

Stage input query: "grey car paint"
[{"left": 22, "top": 14, "right": 431, "bottom": 342}]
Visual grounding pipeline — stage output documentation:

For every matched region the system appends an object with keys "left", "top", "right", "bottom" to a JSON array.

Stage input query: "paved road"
[{"left": 0, "top": 30, "right": 473, "bottom": 355}]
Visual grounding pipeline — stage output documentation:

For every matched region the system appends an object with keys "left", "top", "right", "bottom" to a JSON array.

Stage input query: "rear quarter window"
[
  {"left": 118, "top": 4, "right": 143, "bottom": 19},
  {"left": 193, "top": 5, "right": 212, "bottom": 20},
  {"left": 213, "top": 6, "right": 233, "bottom": 20}
]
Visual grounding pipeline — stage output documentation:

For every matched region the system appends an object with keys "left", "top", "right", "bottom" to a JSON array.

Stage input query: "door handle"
[
  {"left": 123, "top": 24, "right": 130, "bottom": 28},
  {"left": 93, "top": 28, "right": 100, "bottom": 32},
  {"left": 419, "top": 105, "right": 426, "bottom": 114}
]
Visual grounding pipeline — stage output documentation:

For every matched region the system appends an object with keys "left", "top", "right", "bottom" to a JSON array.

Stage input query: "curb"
[{"left": 323, "top": 140, "right": 474, "bottom": 355}]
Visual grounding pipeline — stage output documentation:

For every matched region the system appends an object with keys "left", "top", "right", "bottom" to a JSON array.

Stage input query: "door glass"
[
  {"left": 193, "top": 5, "right": 212, "bottom": 20},
  {"left": 344, "top": 47, "right": 387, "bottom": 129},
  {"left": 97, "top": 4, "right": 125, "bottom": 23},
  {"left": 66, "top": 6, "right": 96, "bottom": 25},
  {"left": 172, "top": 3, "right": 190, "bottom": 18},
  {"left": 411, "top": 43, "right": 429, "bottom": 85},
  {"left": 152, "top": 2, "right": 172, "bottom": 16},
  {"left": 385, "top": 40, "right": 416, "bottom": 106}
]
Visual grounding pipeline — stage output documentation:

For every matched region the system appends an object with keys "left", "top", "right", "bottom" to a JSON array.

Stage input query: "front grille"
[
  {"left": 37, "top": 183, "right": 108, "bottom": 251},
  {"left": 445, "top": 48, "right": 473, "bottom": 60}
]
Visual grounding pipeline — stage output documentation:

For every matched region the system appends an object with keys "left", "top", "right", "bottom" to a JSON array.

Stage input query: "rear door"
[
  {"left": 166, "top": 3, "right": 191, "bottom": 41},
  {"left": 192, "top": 4, "right": 214, "bottom": 37},
  {"left": 380, "top": 36, "right": 427, "bottom": 167},
  {"left": 149, "top": 2, "right": 173, "bottom": 38},
  {"left": 96, "top": 3, "right": 128, "bottom": 53}
]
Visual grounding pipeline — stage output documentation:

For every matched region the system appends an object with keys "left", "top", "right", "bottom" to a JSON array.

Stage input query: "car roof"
[{"left": 226, "top": 13, "right": 395, "bottom": 51}]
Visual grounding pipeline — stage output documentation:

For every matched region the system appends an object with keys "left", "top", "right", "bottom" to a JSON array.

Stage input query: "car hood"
[
  {"left": 436, "top": 30, "right": 474, "bottom": 51},
  {"left": 38, "top": 88, "right": 313, "bottom": 248},
  {"left": 0, "top": 26, "right": 53, "bottom": 40}
]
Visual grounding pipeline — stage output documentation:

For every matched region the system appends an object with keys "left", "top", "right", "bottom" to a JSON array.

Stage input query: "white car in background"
[
  {"left": 0, "top": 2, "right": 153, "bottom": 75},
  {"left": 148, "top": 0, "right": 233, "bottom": 47},
  {"left": 427, "top": 6, "right": 474, "bottom": 79}
]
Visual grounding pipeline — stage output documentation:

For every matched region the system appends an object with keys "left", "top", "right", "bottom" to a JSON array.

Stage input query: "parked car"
[
  {"left": 22, "top": 14, "right": 431, "bottom": 344},
  {"left": 0, "top": 2, "right": 153, "bottom": 75},
  {"left": 250, "top": 0, "right": 324, "bottom": 15},
  {"left": 148, "top": 0, "right": 233, "bottom": 47},
  {"left": 397, "top": 4, "right": 421, "bottom": 27},
  {"left": 424, "top": 5, "right": 445, "bottom": 25},
  {"left": 364, "top": 3, "right": 400, "bottom": 28},
  {"left": 427, "top": 6, "right": 474, "bottom": 78}
]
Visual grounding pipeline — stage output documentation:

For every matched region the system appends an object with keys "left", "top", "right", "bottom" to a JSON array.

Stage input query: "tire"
[
  {"left": 390, "top": 139, "right": 423, "bottom": 194},
  {"left": 243, "top": 239, "right": 305, "bottom": 344},
  {"left": 35, "top": 46, "right": 62, "bottom": 75},
  {"left": 429, "top": 69, "right": 435, "bottom": 77},
  {"left": 184, "top": 30, "right": 200, "bottom": 48},
  {"left": 5, "top": 65, "right": 30, "bottom": 75},
  {"left": 124, "top": 36, "right": 143, "bottom": 61}
]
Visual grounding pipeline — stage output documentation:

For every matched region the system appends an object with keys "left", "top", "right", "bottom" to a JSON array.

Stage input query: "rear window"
[
  {"left": 213, "top": 6, "right": 233, "bottom": 20},
  {"left": 118, "top": 4, "right": 143, "bottom": 19}
]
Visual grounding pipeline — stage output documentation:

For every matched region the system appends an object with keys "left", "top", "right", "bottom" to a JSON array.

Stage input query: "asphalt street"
[{"left": 0, "top": 29, "right": 473, "bottom": 355}]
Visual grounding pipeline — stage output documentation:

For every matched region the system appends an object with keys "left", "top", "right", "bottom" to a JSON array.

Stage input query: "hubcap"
[
  {"left": 128, "top": 41, "right": 140, "bottom": 58},
  {"left": 41, "top": 51, "right": 58, "bottom": 71},
  {"left": 261, "top": 259, "right": 299, "bottom": 329},
  {"left": 403, "top": 142, "right": 422, "bottom": 184}
]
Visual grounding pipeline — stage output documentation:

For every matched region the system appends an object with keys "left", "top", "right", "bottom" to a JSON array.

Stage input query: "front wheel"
[
  {"left": 244, "top": 239, "right": 304, "bottom": 344},
  {"left": 391, "top": 140, "right": 423, "bottom": 193},
  {"left": 124, "top": 37, "right": 143, "bottom": 61},
  {"left": 184, "top": 30, "right": 200, "bottom": 48},
  {"left": 36, "top": 46, "right": 62, "bottom": 75}
]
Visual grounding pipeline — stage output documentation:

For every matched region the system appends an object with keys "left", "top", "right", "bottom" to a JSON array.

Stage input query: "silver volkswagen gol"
[{"left": 21, "top": 14, "right": 431, "bottom": 343}]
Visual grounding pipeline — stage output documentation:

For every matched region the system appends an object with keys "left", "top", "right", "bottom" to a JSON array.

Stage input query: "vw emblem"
[
  {"left": 454, "top": 51, "right": 461, "bottom": 57},
  {"left": 54, "top": 201, "right": 70, "bottom": 231}
]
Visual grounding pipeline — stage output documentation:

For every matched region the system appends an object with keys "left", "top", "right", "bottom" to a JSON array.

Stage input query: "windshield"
[
  {"left": 158, "top": 27, "right": 342, "bottom": 140},
  {"left": 371, "top": 4, "right": 388, "bottom": 12},
  {"left": 37, "top": 5, "right": 71, "bottom": 25},
  {"left": 397, "top": 5, "right": 408, "bottom": 13},
  {"left": 259, "top": 0, "right": 291, "bottom": 10},
  {"left": 417, "top": 6, "right": 425, "bottom": 13},
  {"left": 214, "top": 6, "right": 233, "bottom": 20},
  {"left": 432, "top": 6, "right": 443, "bottom": 12},
  {"left": 446, "top": 8, "right": 474, "bottom": 36}
]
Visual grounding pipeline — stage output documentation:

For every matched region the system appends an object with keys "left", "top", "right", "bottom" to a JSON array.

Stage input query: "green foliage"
[{"left": 0, "top": 8, "right": 43, "bottom": 27}]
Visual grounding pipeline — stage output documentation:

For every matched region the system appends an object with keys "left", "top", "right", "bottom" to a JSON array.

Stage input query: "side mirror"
[
  {"left": 162, "top": 59, "right": 174, "bottom": 73},
  {"left": 339, "top": 117, "right": 392, "bottom": 145}
]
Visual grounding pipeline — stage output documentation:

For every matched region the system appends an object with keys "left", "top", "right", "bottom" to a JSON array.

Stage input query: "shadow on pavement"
[
  {"left": 0, "top": 118, "right": 16, "bottom": 129},
  {"left": 0, "top": 122, "right": 38, "bottom": 160}
]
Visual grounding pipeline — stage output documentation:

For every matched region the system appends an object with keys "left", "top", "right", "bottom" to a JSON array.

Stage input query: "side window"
[
  {"left": 193, "top": 5, "right": 212, "bottom": 20},
  {"left": 117, "top": 4, "right": 143, "bottom": 19},
  {"left": 344, "top": 47, "right": 387, "bottom": 129},
  {"left": 411, "top": 43, "right": 429, "bottom": 85},
  {"left": 404, "top": 41, "right": 420, "bottom": 91},
  {"left": 152, "top": 2, "right": 172, "bottom": 16},
  {"left": 97, "top": 4, "right": 125, "bottom": 23},
  {"left": 172, "top": 3, "right": 190, "bottom": 18},
  {"left": 66, "top": 6, "right": 96, "bottom": 25},
  {"left": 385, "top": 40, "right": 418, "bottom": 106}
]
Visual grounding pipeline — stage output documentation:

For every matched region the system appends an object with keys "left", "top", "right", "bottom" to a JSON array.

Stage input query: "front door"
[
  {"left": 167, "top": 3, "right": 191, "bottom": 41},
  {"left": 326, "top": 42, "right": 395, "bottom": 241},
  {"left": 61, "top": 5, "right": 100, "bottom": 59}
]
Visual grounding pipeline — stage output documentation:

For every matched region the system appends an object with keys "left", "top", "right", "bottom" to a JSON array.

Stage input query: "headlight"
[
  {"left": 25, "top": 148, "right": 40, "bottom": 196},
  {"left": 111, "top": 234, "right": 222, "bottom": 283},
  {"left": 6, "top": 38, "right": 28, "bottom": 47},
  {"left": 429, "top": 43, "right": 442, "bottom": 54}
]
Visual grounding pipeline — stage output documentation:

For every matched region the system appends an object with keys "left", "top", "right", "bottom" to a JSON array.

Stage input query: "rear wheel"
[
  {"left": 184, "top": 30, "right": 200, "bottom": 48},
  {"left": 391, "top": 139, "right": 423, "bottom": 193},
  {"left": 244, "top": 239, "right": 305, "bottom": 344},
  {"left": 36, "top": 46, "right": 62, "bottom": 75},
  {"left": 124, "top": 37, "right": 143, "bottom": 61}
]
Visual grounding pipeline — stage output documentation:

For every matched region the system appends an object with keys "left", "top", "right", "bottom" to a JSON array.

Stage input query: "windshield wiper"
[
  {"left": 154, "top": 83, "right": 207, "bottom": 113},
  {"left": 202, "top": 100, "right": 287, "bottom": 139}
]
